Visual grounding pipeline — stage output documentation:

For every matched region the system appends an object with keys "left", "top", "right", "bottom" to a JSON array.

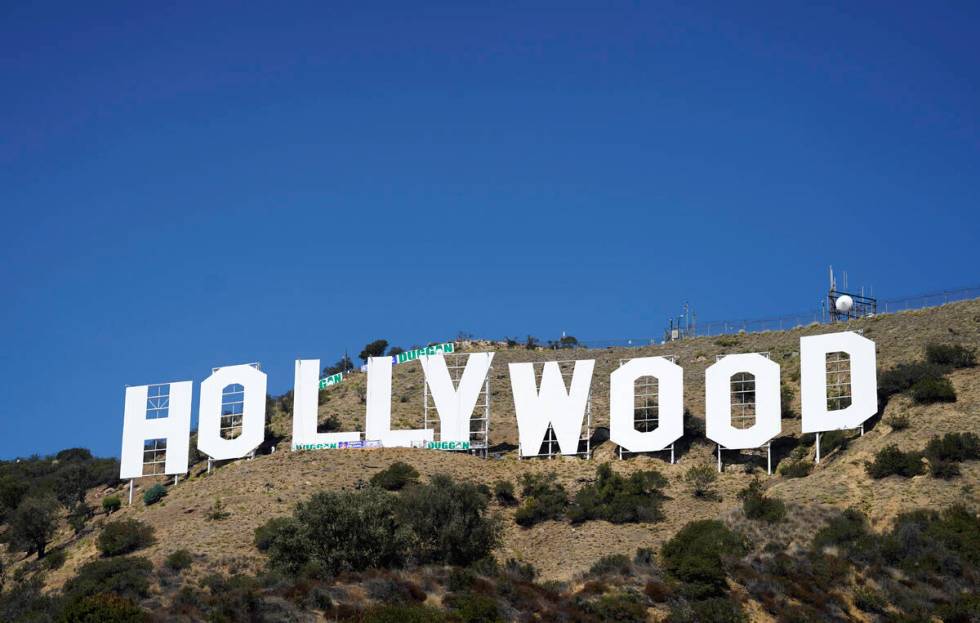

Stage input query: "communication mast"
[
  {"left": 664, "top": 302, "right": 696, "bottom": 342},
  {"left": 827, "top": 266, "right": 877, "bottom": 323}
]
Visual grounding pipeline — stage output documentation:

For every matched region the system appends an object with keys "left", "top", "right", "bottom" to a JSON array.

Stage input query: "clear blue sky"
[{"left": 1, "top": 2, "right": 978, "bottom": 459}]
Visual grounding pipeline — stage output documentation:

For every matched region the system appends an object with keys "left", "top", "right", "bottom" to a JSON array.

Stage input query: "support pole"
[
  {"left": 174, "top": 475, "right": 179, "bottom": 486},
  {"left": 670, "top": 443, "right": 675, "bottom": 465},
  {"left": 128, "top": 480, "right": 134, "bottom": 506},
  {"left": 767, "top": 443, "right": 772, "bottom": 475},
  {"left": 717, "top": 444, "right": 722, "bottom": 473},
  {"left": 860, "top": 425, "right": 864, "bottom": 437},
  {"left": 207, "top": 458, "right": 213, "bottom": 474},
  {"left": 815, "top": 433, "right": 821, "bottom": 464}
]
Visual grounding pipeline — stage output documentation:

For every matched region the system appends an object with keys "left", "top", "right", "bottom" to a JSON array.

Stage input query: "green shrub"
[
  {"left": 370, "top": 462, "right": 420, "bottom": 491},
  {"left": 925, "top": 343, "right": 976, "bottom": 368},
  {"left": 886, "top": 414, "right": 911, "bottom": 430},
  {"left": 165, "top": 549, "right": 193, "bottom": 572},
  {"left": 588, "top": 553, "right": 633, "bottom": 577},
  {"left": 924, "top": 432, "right": 980, "bottom": 463},
  {"left": 102, "top": 495, "right": 122, "bottom": 514},
  {"left": 567, "top": 463, "right": 668, "bottom": 524},
  {"left": 492, "top": 480, "right": 517, "bottom": 506},
  {"left": 910, "top": 377, "right": 956, "bottom": 404},
  {"left": 142, "top": 483, "right": 167, "bottom": 505},
  {"left": 662, "top": 520, "right": 746, "bottom": 599},
  {"left": 503, "top": 557, "right": 537, "bottom": 582},
  {"left": 714, "top": 335, "right": 739, "bottom": 347},
  {"left": 444, "top": 591, "right": 500, "bottom": 622},
  {"left": 853, "top": 587, "right": 887, "bottom": 613},
  {"left": 98, "top": 519, "right": 156, "bottom": 557},
  {"left": 929, "top": 460, "right": 960, "bottom": 479},
  {"left": 866, "top": 445, "right": 925, "bottom": 479},
  {"left": 878, "top": 361, "right": 948, "bottom": 400},
  {"left": 514, "top": 472, "right": 568, "bottom": 527},
  {"left": 59, "top": 593, "right": 146, "bottom": 622},
  {"left": 63, "top": 556, "right": 153, "bottom": 601},
  {"left": 398, "top": 473, "right": 500, "bottom": 566},
  {"left": 737, "top": 480, "right": 786, "bottom": 523},
  {"left": 778, "top": 460, "right": 812, "bottom": 478},
  {"left": 44, "top": 548, "right": 66, "bottom": 570},
  {"left": 819, "top": 430, "right": 848, "bottom": 455},
  {"left": 670, "top": 597, "right": 747, "bottom": 623},
  {"left": 205, "top": 499, "right": 230, "bottom": 521},
  {"left": 684, "top": 465, "right": 718, "bottom": 498},
  {"left": 263, "top": 487, "right": 409, "bottom": 577},
  {"left": 254, "top": 516, "right": 293, "bottom": 551},
  {"left": 812, "top": 508, "right": 875, "bottom": 558},
  {"left": 362, "top": 604, "right": 448, "bottom": 623},
  {"left": 584, "top": 591, "right": 647, "bottom": 623}
]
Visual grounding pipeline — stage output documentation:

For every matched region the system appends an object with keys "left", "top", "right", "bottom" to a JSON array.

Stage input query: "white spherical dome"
[{"left": 835, "top": 295, "right": 854, "bottom": 313}]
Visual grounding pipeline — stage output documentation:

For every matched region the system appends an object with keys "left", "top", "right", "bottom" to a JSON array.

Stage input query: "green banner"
[
  {"left": 318, "top": 373, "right": 343, "bottom": 390},
  {"left": 426, "top": 441, "right": 470, "bottom": 451},
  {"left": 394, "top": 342, "right": 455, "bottom": 364}
]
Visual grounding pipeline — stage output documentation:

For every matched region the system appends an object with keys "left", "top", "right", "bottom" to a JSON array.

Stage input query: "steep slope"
[{"left": 37, "top": 299, "right": 980, "bottom": 594}]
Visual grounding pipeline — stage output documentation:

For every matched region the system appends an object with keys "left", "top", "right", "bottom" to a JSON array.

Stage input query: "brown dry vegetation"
[{"left": 31, "top": 299, "right": 980, "bottom": 617}]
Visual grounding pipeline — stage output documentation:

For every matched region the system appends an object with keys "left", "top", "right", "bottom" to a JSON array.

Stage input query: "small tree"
[
  {"left": 10, "top": 495, "right": 59, "bottom": 559},
  {"left": 55, "top": 463, "right": 94, "bottom": 510},
  {"left": 925, "top": 343, "right": 976, "bottom": 368},
  {"left": 398, "top": 473, "right": 500, "bottom": 566},
  {"left": 359, "top": 339, "right": 389, "bottom": 363},
  {"left": 165, "top": 549, "right": 194, "bottom": 572}
]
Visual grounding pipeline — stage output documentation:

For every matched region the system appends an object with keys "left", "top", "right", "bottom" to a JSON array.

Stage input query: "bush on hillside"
[
  {"left": 60, "top": 593, "right": 146, "bottom": 622},
  {"left": 661, "top": 520, "right": 746, "bottom": 600},
  {"left": 361, "top": 604, "right": 448, "bottom": 623},
  {"left": 924, "top": 432, "right": 980, "bottom": 463},
  {"left": 493, "top": 480, "right": 517, "bottom": 506},
  {"left": 102, "top": 495, "right": 122, "bottom": 514},
  {"left": 443, "top": 591, "right": 500, "bottom": 622},
  {"left": 98, "top": 519, "right": 156, "bottom": 557},
  {"left": 254, "top": 516, "right": 293, "bottom": 552},
  {"left": 812, "top": 508, "right": 874, "bottom": 556},
  {"left": 261, "top": 487, "right": 409, "bottom": 577},
  {"left": 165, "top": 549, "right": 194, "bottom": 572},
  {"left": 866, "top": 445, "right": 925, "bottom": 479},
  {"left": 925, "top": 343, "right": 976, "bottom": 368},
  {"left": 63, "top": 556, "right": 153, "bottom": 602},
  {"left": 929, "top": 460, "right": 960, "bottom": 479},
  {"left": 398, "top": 474, "right": 500, "bottom": 566},
  {"left": 588, "top": 554, "right": 633, "bottom": 577},
  {"left": 911, "top": 377, "right": 956, "bottom": 404},
  {"left": 878, "top": 362, "right": 948, "bottom": 400},
  {"left": 142, "top": 483, "right": 167, "bottom": 505},
  {"left": 880, "top": 505, "right": 980, "bottom": 578},
  {"left": 778, "top": 460, "right": 813, "bottom": 478},
  {"left": 370, "top": 462, "right": 420, "bottom": 491},
  {"left": 44, "top": 548, "right": 66, "bottom": 570},
  {"left": 514, "top": 472, "right": 568, "bottom": 527},
  {"left": 737, "top": 480, "right": 786, "bottom": 523},
  {"left": 886, "top": 414, "right": 911, "bottom": 431},
  {"left": 684, "top": 465, "right": 718, "bottom": 498},
  {"left": 670, "top": 597, "right": 747, "bottom": 623},
  {"left": 567, "top": 463, "right": 668, "bottom": 524}
]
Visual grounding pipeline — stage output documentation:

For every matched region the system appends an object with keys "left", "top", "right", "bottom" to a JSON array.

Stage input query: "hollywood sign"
[{"left": 119, "top": 331, "right": 876, "bottom": 479}]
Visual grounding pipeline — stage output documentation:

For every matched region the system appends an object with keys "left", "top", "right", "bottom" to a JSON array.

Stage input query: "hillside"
[{"left": 4, "top": 298, "right": 980, "bottom": 622}]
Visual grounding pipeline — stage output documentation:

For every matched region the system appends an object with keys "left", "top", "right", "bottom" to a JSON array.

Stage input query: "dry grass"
[{"left": 32, "top": 299, "right": 980, "bottom": 606}]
